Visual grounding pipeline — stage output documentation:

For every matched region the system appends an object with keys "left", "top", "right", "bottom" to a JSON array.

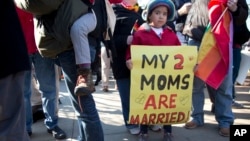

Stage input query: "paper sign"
[{"left": 128, "top": 45, "right": 197, "bottom": 125}]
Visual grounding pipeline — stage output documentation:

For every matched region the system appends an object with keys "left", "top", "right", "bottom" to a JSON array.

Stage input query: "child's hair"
[{"left": 142, "top": 0, "right": 176, "bottom": 22}]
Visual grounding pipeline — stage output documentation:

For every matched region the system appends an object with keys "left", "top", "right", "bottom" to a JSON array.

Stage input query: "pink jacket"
[{"left": 16, "top": 7, "right": 37, "bottom": 54}]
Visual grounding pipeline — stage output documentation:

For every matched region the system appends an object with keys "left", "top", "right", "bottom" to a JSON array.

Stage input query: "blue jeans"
[
  {"left": 89, "top": 45, "right": 96, "bottom": 63},
  {"left": 206, "top": 75, "right": 234, "bottom": 128},
  {"left": 0, "top": 72, "right": 30, "bottom": 141},
  {"left": 190, "top": 76, "right": 206, "bottom": 126},
  {"left": 24, "top": 70, "right": 33, "bottom": 133},
  {"left": 232, "top": 47, "right": 242, "bottom": 98},
  {"left": 188, "top": 38, "right": 206, "bottom": 126},
  {"left": 116, "top": 78, "right": 139, "bottom": 129},
  {"left": 55, "top": 49, "right": 104, "bottom": 141},
  {"left": 24, "top": 52, "right": 58, "bottom": 131}
]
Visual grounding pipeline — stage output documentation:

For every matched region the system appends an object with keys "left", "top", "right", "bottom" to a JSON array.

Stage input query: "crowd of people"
[{"left": 1, "top": 0, "right": 249, "bottom": 141}]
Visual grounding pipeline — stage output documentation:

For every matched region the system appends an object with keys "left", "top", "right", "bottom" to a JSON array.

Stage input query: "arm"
[{"left": 125, "top": 31, "right": 142, "bottom": 70}]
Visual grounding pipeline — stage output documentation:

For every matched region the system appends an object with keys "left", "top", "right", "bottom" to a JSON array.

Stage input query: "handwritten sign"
[{"left": 128, "top": 45, "right": 197, "bottom": 125}]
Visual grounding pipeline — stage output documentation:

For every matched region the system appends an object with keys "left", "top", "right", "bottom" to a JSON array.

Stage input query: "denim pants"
[
  {"left": 24, "top": 52, "right": 58, "bottom": 131},
  {"left": 55, "top": 49, "right": 104, "bottom": 141},
  {"left": 188, "top": 38, "right": 206, "bottom": 126},
  {"left": 232, "top": 47, "right": 242, "bottom": 98},
  {"left": 0, "top": 72, "right": 30, "bottom": 141},
  {"left": 190, "top": 76, "right": 206, "bottom": 126},
  {"left": 116, "top": 78, "right": 139, "bottom": 129},
  {"left": 206, "top": 74, "right": 234, "bottom": 128},
  {"left": 24, "top": 70, "right": 33, "bottom": 133}
]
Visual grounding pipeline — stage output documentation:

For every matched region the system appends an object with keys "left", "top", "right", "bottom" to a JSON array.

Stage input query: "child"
[{"left": 125, "top": 0, "right": 181, "bottom": 140}]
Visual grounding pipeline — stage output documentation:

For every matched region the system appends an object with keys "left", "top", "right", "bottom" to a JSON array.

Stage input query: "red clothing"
[
  {"left": 126, "top": 24, "right": 181, "bottom": 60},
  {"left": 109, "top": 0, "right": 122, "bottom": 4},
  {"left": 16, "top": 8, "right": 37, "bottom": 54}
]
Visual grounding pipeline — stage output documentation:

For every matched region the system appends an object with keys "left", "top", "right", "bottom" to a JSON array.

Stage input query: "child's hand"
[
  {"left": 193, "top": 64, "right": 198, "bottom": 72},
  {"left": 126, "top": 59, "right": 133, "bottom": 70},
  {"left": 127, "top": 35, "right": 133, "bottom": 45}
]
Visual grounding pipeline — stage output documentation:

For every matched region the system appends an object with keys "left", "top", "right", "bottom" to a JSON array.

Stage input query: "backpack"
[
  {"left": 89, "top": 0, "right": 117, "bottom": 57},
  {"left": 89, "top": 0, "right": 107, "bottom": 38}
]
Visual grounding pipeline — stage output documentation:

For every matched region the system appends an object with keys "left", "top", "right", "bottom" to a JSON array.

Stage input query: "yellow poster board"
[{"left": 128, "top": 45, "right": 197, "bottom": 125}]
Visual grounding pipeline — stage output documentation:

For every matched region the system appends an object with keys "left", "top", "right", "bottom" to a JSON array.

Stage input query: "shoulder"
[
  {"left": 137, "top": 23, "right": 151, "bottom": 31},
  {"left": 164, "top": 26, "right": 175, "bottom": 33}
]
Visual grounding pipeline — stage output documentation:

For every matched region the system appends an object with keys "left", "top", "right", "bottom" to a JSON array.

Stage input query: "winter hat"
[{"left": 142, "top": 0, "right": 176, "bottom": 22}]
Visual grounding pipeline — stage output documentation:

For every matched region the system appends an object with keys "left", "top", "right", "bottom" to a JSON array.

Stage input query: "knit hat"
[{"left": 142, "top": 0, "right": 176, "bottom": 22}]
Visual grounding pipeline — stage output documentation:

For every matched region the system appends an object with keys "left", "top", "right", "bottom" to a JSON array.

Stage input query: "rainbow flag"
[{"left": 195, "top": 1, "right": 232, "bottom": 89}]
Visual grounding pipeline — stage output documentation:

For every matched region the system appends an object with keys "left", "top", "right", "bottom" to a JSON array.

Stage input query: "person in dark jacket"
[
  {"left": 111, "top": 0, "right": 145, "bottom": 135},
  {"left": 0, "top": 0, "right": 31, "bottom": 141},
  {"left": 228, "top": 0, "right": 249, "bottom": 108},
  {"left": 207, "top": 0, "right": 249, "bottom": 109}
]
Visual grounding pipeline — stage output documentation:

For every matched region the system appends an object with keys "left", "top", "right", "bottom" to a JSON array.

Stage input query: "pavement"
[{"left": 30, "top": 75, "right": 250, "bottom": 141}]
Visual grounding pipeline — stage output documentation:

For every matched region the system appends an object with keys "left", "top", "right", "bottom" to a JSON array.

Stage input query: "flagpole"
[
  {"left": 131, "top": 19, "right": 138, "bottom": 34},
  {"left": 211, "top": 7, "right": 228, "bottom": 32}
]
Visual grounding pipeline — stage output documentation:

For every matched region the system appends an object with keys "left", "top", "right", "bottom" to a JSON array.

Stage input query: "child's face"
[{"left": 148, "top": 6, "right": 168, "bottom": 28}]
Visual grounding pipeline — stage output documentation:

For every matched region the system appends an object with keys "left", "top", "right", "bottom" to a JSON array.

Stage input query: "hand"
[
  {"left": 178, "top": 2, "right": 192, "bottom": 16},
  {"left": 227, "top": 0, "right": 238, "bottom": 12},
  {"left": 126, "top": 59, "right": 133, "bottom": 70},
  {"left": 127, "top": 35, "right": 133, "bottom": 45},
  {"left": 193, "top": 64, "right": 198, "bottom": 73}
]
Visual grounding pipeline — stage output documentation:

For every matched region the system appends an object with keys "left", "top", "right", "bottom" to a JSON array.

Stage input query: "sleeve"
[
  {"left": 232, "top": 0, "right": 248, "bottom": 26},
  {"left": 125, "top": 31, "right": 141, "bottom": 61},
  {"left": 125, "top": 45, "right": 131, "bottom": 61}
]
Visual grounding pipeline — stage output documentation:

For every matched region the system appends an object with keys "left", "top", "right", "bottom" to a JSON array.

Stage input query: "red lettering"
[
  {"left": 158, "top": 95, "right": 168, "bottom": 109},
  {"left": 145, "top": 94, "right": 177, "bottom": 110},
  {"left": 157, "top": 113, "right": 165, "bottom": 124},
  {"left": 130, "top": 112, "right": 188, "bottom": 124},
  {"left": 144, "top": 95, "right": 156, "bottom": 110},
  {"left": 164, "top": 113, "right": 170, "bottom": 123},
  {"left": 169, "top": 94, "right": 177, "bottom": 108},
  {"left": 174, "top": 54, "right": 184, "bottom": 69},
  {"left": 169, "top": 112, "right": 177, "bottom": 123},
  {"left": 176, "top": 112, "right": 185, "bottom": 122},
  {"left": 129, "top": 115, "right": 140, "bottom": 124},
  {"left": 141, "top": 114, "right": 148, "bottom": 124},
  {"left": 148, "top": 114, "right": 157, "bottom": 124}
]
